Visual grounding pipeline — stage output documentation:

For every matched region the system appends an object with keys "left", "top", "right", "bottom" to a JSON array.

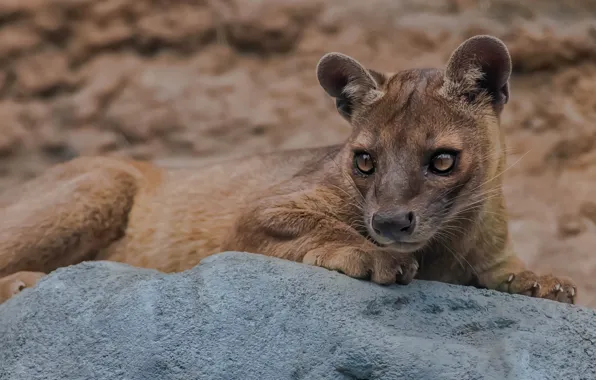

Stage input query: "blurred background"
[{"left": 0, "top": 0, "right": 594, "bottom": 306}]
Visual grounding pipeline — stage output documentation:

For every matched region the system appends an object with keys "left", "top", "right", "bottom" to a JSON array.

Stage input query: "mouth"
[
  {"left": 368, "top": 231, "right": 426, "bottom": 253},
  {"left": 383, "top": 240, "right": 426, "bottom": 253}
]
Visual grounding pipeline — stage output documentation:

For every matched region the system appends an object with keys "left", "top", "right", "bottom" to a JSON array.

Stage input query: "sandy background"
[{"left": 0, "top": 0, "right": 595, "bottom": 307}]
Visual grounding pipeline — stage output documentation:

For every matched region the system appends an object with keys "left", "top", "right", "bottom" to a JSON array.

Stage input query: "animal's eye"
[
  {"left": 429, "top": 152, "right": 457, "bottom": 175},
  {"left": 353, "top": 152, "right": 375, "bottom": 175}
]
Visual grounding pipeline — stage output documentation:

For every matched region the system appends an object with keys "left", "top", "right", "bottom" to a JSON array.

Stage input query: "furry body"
[{"left": 0, "top": 36, "right": 577, "bottom": 304}]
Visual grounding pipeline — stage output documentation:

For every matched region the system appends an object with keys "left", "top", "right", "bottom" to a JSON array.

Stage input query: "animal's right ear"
[
  {"left": 443, "top": 35, "right": 511, "bottom": 109},
  {"left": 316, "top": 53, "right": 384, "bottom": 121}
]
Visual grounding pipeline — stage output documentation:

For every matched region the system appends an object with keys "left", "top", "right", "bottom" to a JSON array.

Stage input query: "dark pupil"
[
  {"left": 434, "top": 154, "right": 453, "bottom": 171},
  {"left": 358, "top": 154, "right": 372, "bottom": 171}
]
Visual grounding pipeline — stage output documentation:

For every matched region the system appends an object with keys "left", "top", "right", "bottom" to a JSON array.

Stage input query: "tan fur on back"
[
  {"left": 0, "top": 35, "right": 578, "bottom": 305},
  {"left": 99, "top": 149, "right": 326, "bottom": 272}
]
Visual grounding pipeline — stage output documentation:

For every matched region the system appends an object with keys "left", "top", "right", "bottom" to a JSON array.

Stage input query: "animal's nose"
[{"left": 371, "top": 211, "right": 416, "bottom": 239}]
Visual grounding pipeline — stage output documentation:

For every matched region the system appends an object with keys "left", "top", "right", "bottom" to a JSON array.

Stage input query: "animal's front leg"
[
  {"left": 476, "top": 254, "right": 577, "bottom": 304},
  {"left": 302, "top": 243, "right": 418, "bottom": 285},
  {"left": 222, "top": 204, "right": 418, "bottom": 285}
]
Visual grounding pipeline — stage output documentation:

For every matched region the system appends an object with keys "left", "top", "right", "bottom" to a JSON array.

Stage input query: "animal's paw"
[
  {"left": 503, "top": 271, "right": 576, "bottom": 304},
  {"left": 303, "top": 246, "right": 418, "bottom": 285},
  {"left": 0, "top": 271, "right": 45, "bottom": 304}
]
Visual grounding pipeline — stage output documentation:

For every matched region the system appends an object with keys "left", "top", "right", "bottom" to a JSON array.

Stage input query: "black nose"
[{"left": 371, "top": 211, "right": 416, "bottom": 239}]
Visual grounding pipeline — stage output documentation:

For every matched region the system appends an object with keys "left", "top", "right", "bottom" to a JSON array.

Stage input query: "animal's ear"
[
  {"left": 444, "top": 35, "right": 511, "bottom": 108},
  {"left": 316, "top": 53, "right": 384, "bottom": 120},
  {"left": 368, "top": 69, "right": 390, "bottom": 88}
]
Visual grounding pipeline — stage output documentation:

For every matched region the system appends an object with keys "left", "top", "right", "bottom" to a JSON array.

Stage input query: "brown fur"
[{"left": 0, "top": 35, "right": 577, "bottom": 305}]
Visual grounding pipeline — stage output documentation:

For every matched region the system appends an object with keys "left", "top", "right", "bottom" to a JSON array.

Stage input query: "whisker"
[
  {"left": 329, "top": 155, "right": 366, "bottom": 202},
  {"left": 467, "top": 149, "right": 532, "bottom": 195}
]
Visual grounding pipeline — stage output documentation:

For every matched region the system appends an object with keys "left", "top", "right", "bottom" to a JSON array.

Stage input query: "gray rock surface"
[{"left": 1, "top": 251, "right": 595, "bottom": 380}]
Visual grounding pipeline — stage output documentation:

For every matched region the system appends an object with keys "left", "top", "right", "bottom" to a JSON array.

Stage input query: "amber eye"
[
  {"left": 429, "top": 152, "right": 457, "bottom": 175},
  {"left": 353, "top": 152, "right": 375, "bottom": 175}
]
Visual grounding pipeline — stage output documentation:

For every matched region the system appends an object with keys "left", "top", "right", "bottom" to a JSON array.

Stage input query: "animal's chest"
[{"left": 414, "top": 250, "right": 474, "bottom": 285}]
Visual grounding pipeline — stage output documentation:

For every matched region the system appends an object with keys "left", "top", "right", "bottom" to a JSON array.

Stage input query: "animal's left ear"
[
  {"left": 444, "top": 35, "right": 511, "bottom": 108},
  {"left": 316, "top": 53, "right": 385, "bottom": 121}
]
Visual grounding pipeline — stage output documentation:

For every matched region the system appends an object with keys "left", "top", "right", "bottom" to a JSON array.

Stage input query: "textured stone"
[
  {"left": 0, "top": 0, "right": 596, "bottom": 307},
  {"left": 1, "top": 252, "right": 595, "bottom": 380}
]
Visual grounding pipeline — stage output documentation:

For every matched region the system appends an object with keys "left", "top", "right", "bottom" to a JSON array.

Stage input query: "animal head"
[{"left": 316, "top": 35, "right": 511, "bottom": 253}]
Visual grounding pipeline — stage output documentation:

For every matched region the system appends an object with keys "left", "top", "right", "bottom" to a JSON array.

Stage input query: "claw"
[
  {"left": 554, "top": 284, "right": 561, "bottom": 292},
  {"left": 507, "top": 274, "right": 514, "bottom": 283},
  {"left": 397, "top": 267, "right": 403, "bottom": 276},
  {"left": 570, "top": 288, "right": 576, "bottom": 297},
  {"left": 532, "top": 281, "right": 539, "bottom": 288}
]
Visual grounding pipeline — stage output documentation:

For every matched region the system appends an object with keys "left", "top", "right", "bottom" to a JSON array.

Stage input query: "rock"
[
  {"left": 0, "top": 24, "right": 40, "bottom": 58},
  {"left": 66, "top": 126, "right": 121, "bottom": 154},
  {"left": 135, "top": 5, "right": 215, "bottom": 51},
  {"left": 0, "top": 101, "right": 28, "bottom": 156},
  {"left": 13, "top": 51, "right": 72, "bottom": 96},
  {"left": 0, "top": 0, "right": 595, "bottom": 309},
  {"left": 1, "top": 252, "right": 594, "bottom": 380},
  {"left": 218, "top": 0, "right": 321, "bottom": 54},
  {"left": 581, "top": 201, "right": 596, "bottom": 225}
]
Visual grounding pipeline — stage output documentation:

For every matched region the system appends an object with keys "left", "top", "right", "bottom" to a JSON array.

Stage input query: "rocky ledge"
[{"left": 0, "top": 252, "right": 595, "bottom": 380}]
